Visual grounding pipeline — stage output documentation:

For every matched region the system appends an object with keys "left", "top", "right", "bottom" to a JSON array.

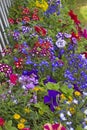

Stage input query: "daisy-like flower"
[
  {"left": 0, "top": 63, "right": 13, "bottom": 77},
  {"left": 13, "top": 113, "right": 21, "bottom": 120}
]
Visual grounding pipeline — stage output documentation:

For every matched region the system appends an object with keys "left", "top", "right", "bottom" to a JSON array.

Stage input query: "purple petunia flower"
[{"left": 44, "top": 89, "right": 61, "bottom": 112}]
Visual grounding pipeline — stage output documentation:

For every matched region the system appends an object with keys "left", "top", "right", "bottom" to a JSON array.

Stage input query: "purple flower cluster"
[
  {"left": 64, "top": 54, "right": 87, "bottom": 89},
  {"left": 19, "top": 72, "right": 38, "bottom": 90}
]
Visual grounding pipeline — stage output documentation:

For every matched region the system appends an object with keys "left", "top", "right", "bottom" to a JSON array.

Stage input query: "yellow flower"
[
  {"left": 60, "top": 94, "right": 66, "bottom": 100},
  {"left": 69, "top": 107, "right": 75, "bottom": 114},
  {"left": 13, "top": 113, "right": 21, "bottom": 120},
  {"left": 74, "top": 91, "right": 81, "bottom": 96},
  {"left": 36, "top": 0, "right": 48, "bottom": 11},
  {"left": 39, "top": 110, "right": 44, "bottom": 115},
  {"left": 55, "top": 106, "right": 61, "bottom": 111},
  {"left": 20, "top": 118, "right": 26, "bottom": 123},
  {"left": 68, "top": 96, "right": 73, "bottom": 103},
  {"left": 17, "top": 123, "right": 25, "bottom": 129},
  {"left": 24, "top": 108, "right": 30, "bottom": 113}
]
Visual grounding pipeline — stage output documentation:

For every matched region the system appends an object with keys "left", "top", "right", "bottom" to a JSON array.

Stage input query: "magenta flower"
[{"left": 0, "top": 63, "right": 13, "bottom": 77}]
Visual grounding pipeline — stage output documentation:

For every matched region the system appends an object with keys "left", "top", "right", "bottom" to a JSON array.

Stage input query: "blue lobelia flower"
[{"left": 44, "top": 89, "right": 61, "bottom": 112}]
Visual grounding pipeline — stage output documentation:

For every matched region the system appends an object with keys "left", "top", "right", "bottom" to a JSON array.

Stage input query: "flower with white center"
[
  {"left": 60, "top": 113, "right": 67, "bottom": 121},
  {"left": 56, "top": 38, "right": 67, "bottom": 48}
]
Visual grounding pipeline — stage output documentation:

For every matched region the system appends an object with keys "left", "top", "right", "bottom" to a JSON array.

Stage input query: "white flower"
[
  {"left": 56, "top": 38, "right": 67, "bottom": 48},
  {"left": 70, "top": 127, "right": 74, "bottom": 130},
  {"left": 67, "top": 111, "right": 72, "bottom": 116},
  {"left": 84, "top": 109, "right": 87, "bottom": 115},
  {"left": 60, "top": 113, "right": 67, "bottom": 121},
  {"left": 83, "top": 92, "right": 87, "bottom": 96},
  {"left": 66, "top": 121, "right": 72, "bottom": 125},
  {"left": 84, "top": 118, "right": 87, "bottom": 121},
  {"left": 73, "top": 99, "right": 78, "bottom": 104},
  {"left": 84, "top": 125, "right": 87, "bottom": 129}
]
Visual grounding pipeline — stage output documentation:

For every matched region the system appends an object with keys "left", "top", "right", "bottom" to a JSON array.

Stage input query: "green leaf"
[
  {"left": 0, "top": 127, "right": 2, "bottom": 130},
  {"left": 60, "top": 84, "right": 74, "bottom": 96},
  {"left": 76, "top": 125, "right": 83, "bottom": 130},
  {"left": 45, "top": 82, "right": 60, "bottom": 90}
]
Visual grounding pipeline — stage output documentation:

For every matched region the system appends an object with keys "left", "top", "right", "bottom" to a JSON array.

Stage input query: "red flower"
[
  {"left": 82, "top": 52, "right": 87, "bottom": 58},
  {"left": 10, "top": 74, "right": 18, "bottom": 84},
  {"left": 0, "top": 118, "right": 5, "bottom": 126},
  {"left": 32, "top": 14, "right": 39, "bottom": 21},
  {"left": 68, "top": 10, "right": 80, "bottom": 24},
  {"left": 22, "top": 7, "right": 30, "bottom": 15},
  {"left": 8, "top": 18, "right": 15, "bottom": 24},
  {"left": 34, "top": 26, "right": 47, "bottom": 36},
  {"left": 23, "top": 16, "right": 30, "bottom": 23},
  {"left": 71, "top": 32, "right": 80, "bottom": 40}
]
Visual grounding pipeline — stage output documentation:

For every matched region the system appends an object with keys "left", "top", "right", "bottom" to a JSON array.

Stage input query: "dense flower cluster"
[{"left": 1, "top": 0, "right": 87, "bottom": 130}]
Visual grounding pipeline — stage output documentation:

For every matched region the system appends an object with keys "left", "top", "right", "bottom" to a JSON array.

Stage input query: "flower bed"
[{"left": 1, "top": 0, "right": 87, "bottom": 130}]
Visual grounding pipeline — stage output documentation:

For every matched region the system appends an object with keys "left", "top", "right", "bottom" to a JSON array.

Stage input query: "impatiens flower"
[
  {"left": 0, "top": 63, "right": 13, "bottom": 77},
  {"left": 44, "top": 123, "right": 66, "bottom": 130},
  {"left": 10, "top": 74, "right": 18, "bottom": 85},
  {"left": 0, "top": 117, "right": 5, "bottom": 126},
  {"left": 56, "top": 38, "right": 67, "bottom": 48},
  {"left": 34, "top": 26, "right": 47, "bottom": 36},
  {"left": 44, "top": 89, "right": 61, "bottom": 111}
]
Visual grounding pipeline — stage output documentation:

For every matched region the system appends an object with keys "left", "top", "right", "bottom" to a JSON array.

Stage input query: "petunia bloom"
[
  {"left": 44, "top": 123, "right": 66, "bottom": 130},
  {"left": 44, "top": 90, "right": 61, "bottom": 112}
]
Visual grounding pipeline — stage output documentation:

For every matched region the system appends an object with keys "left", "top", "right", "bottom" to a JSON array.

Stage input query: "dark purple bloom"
[
  {"left": 44, "top": 89, "right": 61, "bottom": 112},
  {"left": 44, "top": 76, "right": 56, "bottom": 84}
]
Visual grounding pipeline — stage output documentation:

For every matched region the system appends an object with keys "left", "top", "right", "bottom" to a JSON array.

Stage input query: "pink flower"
[
  {"left": 0, "top": 117, "right": 5, "bottom": 126},
  {"left": 21, "top": 128, "right": 31, "bottom": 130},
  {"left": 10, "top": 74, "right": 18, "bottom": 85},
  {"left": 44, "top": 123, "right": 66, "bottom": 130},
  {"left": 83, "top": 29, "right": 87, "bottom": 39}
]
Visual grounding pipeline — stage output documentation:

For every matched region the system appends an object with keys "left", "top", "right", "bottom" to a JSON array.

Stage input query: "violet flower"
[{"left": 44, "top": 90, "right": 61, "bottom": 112}]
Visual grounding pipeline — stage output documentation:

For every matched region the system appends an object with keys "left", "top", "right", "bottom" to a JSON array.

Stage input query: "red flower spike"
[
  {"left": 0, "top": 118, "right": 5, "bottom": 126},
  {"left": 34, "top": 26, "right": 47, "bottom": 36},
  {"left": 68, "top": 10, "right": 80, "bottom": 25}
]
